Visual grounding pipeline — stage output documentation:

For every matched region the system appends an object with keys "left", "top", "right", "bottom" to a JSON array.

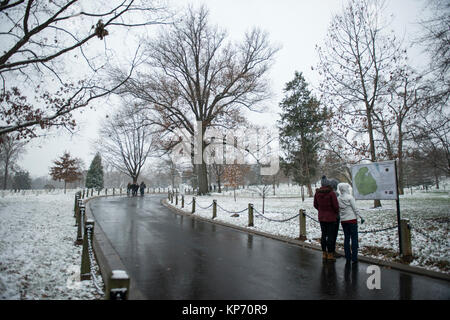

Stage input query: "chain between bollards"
[{"left": 80, "top": 220, "right": 95, "bottom": 281}]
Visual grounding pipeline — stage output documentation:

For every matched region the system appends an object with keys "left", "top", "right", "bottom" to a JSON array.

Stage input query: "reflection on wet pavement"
[{"left": 89, "top": 195, "right": 450, "bottom": 300}]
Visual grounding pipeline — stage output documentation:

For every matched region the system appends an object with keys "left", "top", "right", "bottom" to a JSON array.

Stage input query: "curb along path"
[
  {"left": 163, "top": 198, "right": 450, "bottom": 283},
  {"left": 83, "top": 194, "right": 450, "bottom": 299}
]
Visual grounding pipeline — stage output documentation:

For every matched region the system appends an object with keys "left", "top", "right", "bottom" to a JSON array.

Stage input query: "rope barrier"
[
  {"left": 216, "top": 203, "right": 248, "bottom": 214},
  {"left": 359, "top": 225, "right": 398, "bottom": 234},
  {"left": 304, "top": 211, "right": 398, "bottom": 234},
  {"left": 196, "top": 202, "right": 214, "bottom": 210},
  {"left": 253, "top": 207, "right": 300, "bottom": 222},
  {"left": 410, "top": 224, "right": 449, "bottom": 245},
  {"left": 166, "top": 195, "right": 446, "bottom": 244},
  {"left": 304, "top": 212, "right": 320, "bottom": 224},
  {"left": 86, "top": 226, "right": 104, "bottom": 296}
]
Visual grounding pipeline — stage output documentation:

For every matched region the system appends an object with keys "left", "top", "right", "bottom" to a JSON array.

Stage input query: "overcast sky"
[{"left": 18, "top": 0, "right": 427, "bottom": 178}]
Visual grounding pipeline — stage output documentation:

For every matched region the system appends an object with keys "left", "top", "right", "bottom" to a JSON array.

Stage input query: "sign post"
[
  {"left": 394, "top": 160, "right": 402, "bottom": 255},
  {"left": 351, "top": 160, "right": 402, "bottom": 255}
]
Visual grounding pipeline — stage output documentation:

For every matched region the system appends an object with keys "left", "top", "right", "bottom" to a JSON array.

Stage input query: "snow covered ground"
[
  {"left": 0, "top": 189, "right": 104, "bottom": 300},
  {"left": 0, "top": 186, "right": 448, "bottom": 300},
  {"left": 171, "top": 187, "right": 450, "bottom": 274}
]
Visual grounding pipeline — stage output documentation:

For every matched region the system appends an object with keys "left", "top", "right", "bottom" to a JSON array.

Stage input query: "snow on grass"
[
  {"left": 0, "top": 190, "right": 104, "bottom": 300},
  {"left": 172, "top": 189, "right": 450, "bottom": 274},
  {"left": 1, "top": 186, "right": 447, "bottom": 300}
]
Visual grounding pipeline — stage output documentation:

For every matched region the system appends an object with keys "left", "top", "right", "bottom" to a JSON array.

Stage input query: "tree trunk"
[
  {"left": 262, "top": 194, "right": 265, "bottom": 214},
  {"left": 217, "top": 175, "right": 222, "bottom": 193},
  {"left": 3, "top": 157, "right": 9, "bottom": 190},
  {"left": 435, "top": 169, "right": 440, "bottom": 189},
  {"left": 366, "top": 109, "right": 382, "bottom": 208},
  {"left": 307, "top": 184, "right": 313, "bottom": 197},
  {"left": 196, "top": 162, "right": 209, "bottom": 195},
  {"left": 373, "top": 199, "right": 382, "bottom": 208},
  {"left": 64, "top": 180, "right": 67, "bottom": 194},
  {"left": 397, "top": 122, "right": 405, "bottom": 195},
  {"left": 194, "top": 125, "right": 209, "bottom": 195},
  {"left": 398, "top": 158, "right": 404, "bottom": 195}
]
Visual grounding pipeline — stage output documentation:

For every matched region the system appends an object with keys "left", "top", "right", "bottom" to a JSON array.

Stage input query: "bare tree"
[
  {"left": 204, "top": 135, "right": 225, "bottom": 193},
  {"left": 318, "top": 146, "right": 353, "bottom": 185},
  {"left": 0, "top": 0, "right": 170, "bottom": 140},
  {"left": 160, "top": 157, "right": 182, "bottom": 190},
  {"left": 0, "top": 134, "right": 27, "bottom": 189},
  {"left": 102, "top": 163, "right": 130, "bottom": 188},
  {"left": 410, "top": 104, "right": 450, "bottom": 181},
  {"left": 223, "top": 163, "right": 249, "bottom": 202},
  {"left": 113, "top": 5, "right": 278, "bottom": 194},
  {"left": 206, "top": 125, "right": 246, "bottom": 193},
  {"left": 372, "top": 64, "right": 430, "bottom": 194},
  {"left": 416, "top": 0, "right": 450, "bottom": 103},
  {"left": 316, "top": 0, "right": 403, "bottom": 207},
  {"left": 146, "top": 158, "right": 184, "bottom": 189},
  {"left": 96, "top": 104, "right": 159, "bottom": 183},
  {"left": 243, "top": 125, "right": 279, "bottom": 213}
]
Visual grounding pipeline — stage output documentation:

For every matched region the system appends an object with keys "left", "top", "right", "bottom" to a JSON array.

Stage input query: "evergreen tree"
[
  {"left": 12, "top": 170, "right": 31, "bottom": 190},
  {"left": 278, "top": 72, "right": 329, "bottom": 197},
  {"left": 85, "top": 152, "right": 104, "bottom": 190}
]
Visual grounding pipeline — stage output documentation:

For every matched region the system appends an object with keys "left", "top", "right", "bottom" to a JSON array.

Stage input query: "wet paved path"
[{"left": 89, "top": 195, "right": 450, "bottom": 300}]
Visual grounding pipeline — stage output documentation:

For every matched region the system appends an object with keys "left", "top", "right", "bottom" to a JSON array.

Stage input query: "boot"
[
  {"left": 322, "top": 252, "right": 327, "bottom": 261},
  {"left": 327, "top": 252, "right": 336, "bottom": 262}
]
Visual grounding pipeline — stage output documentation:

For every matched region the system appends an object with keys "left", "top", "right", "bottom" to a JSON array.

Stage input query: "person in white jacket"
[{"left": 337, "top": 183, "right": 359, "bottom": 264}]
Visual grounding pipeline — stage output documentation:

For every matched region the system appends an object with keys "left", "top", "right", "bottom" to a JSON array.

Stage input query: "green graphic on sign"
[
  {"left": 354, "top": 167, "right": 377, "bottom": 195},
  {"left": 351, "top": 161, "right": 397, "bottom": 200}
]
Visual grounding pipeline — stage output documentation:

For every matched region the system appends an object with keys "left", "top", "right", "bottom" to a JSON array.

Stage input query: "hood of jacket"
[
  {"left": 337, "top": 183, "right": 354, "bottom": 206},
  {"left": 337, "top": 182, "right": 359, "bottom": 221},
  {"left": 338, "top": 182, "right": 351, "bottom": 195}
]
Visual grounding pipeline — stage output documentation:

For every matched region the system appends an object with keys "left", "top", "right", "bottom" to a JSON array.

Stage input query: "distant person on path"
[
  {"left": 140, "top": 182, "right": 146, "bottom": 196},
  {"left": 127, "top": 182, "right": 132, "bottom": 196},
  {"left": 132, "top": 183, "right": 139, "bottom": 196},
  {"left": 337, "top": 182, "right": 360, "bottom": 265},
  {"left": 314, "top": 176, "right": 340, "bottom": 262}
]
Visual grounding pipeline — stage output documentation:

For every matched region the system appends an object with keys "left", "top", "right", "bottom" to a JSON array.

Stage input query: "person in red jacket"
[{"left": 314, "top": 176, "right": 340, "bottom": 262}]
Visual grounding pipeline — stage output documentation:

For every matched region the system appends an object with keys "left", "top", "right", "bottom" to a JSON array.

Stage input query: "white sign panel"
[{"left": 351, "top": 161, "right": 398, "bottom": 200}]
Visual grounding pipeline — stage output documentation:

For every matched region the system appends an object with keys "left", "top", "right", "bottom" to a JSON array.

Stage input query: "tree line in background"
[
  {"left": 314, "top": 0, "right": 449, "bottom": 203},
  {"left": 0, "top": 1, "right": 448, "bottom": 198}
]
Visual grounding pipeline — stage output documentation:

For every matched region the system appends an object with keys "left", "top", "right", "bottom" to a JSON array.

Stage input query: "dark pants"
[
  {"left": 320, "top": 222, "right": 337, "bottom": 253},
  {"left": 342, "top": 223, "right": 358, "bottom": 262},
  {"left": 333, "top": 217, "right": 340, "bottom": 244}
]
